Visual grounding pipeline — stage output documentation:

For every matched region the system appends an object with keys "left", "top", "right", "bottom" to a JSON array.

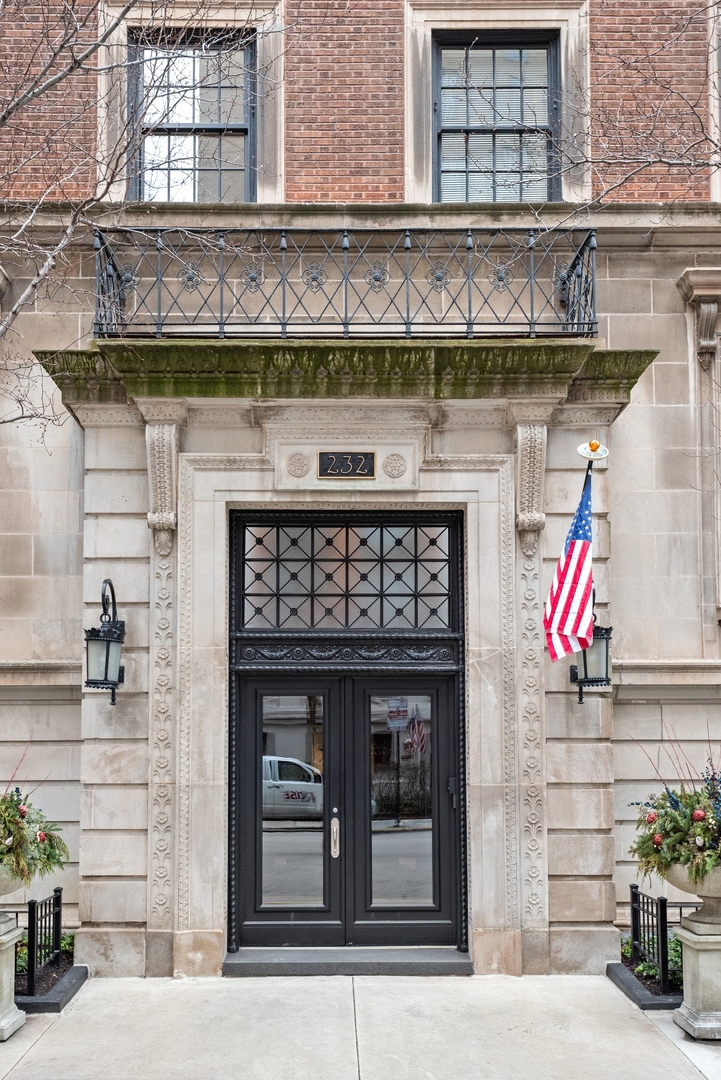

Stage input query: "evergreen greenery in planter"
[
  {"left": 0, "top": 787, "right": 69, "bottom": 885},
  {"left": 630, "top": 762, "right": 721, "bottom": 885}
]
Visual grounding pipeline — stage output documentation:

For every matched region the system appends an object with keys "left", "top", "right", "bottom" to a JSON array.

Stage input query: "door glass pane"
[
  {"left": 261, "top": 695, "right": 324, "bottom": 906},
  {"left": 370, "top": 694, "right": 433, "bottom": 907}
]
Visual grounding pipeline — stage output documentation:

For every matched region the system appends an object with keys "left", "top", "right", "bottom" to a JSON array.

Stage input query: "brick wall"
[
  {"left": 0, "top": 0, "right": 97, "bottom": 202},
  {"left": 589, "top": 0, "right": 711, "bottom": 201},
  {"left": 0, "top": 0, "right": 715, "bottom": 205},
  {"left": 283, "top": 0, "right": 404, "bottom": 202}
]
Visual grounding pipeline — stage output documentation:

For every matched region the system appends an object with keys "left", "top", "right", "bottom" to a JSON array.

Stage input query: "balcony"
[{"left": 93, "top": 226, "right": 597, "bottom": 339}]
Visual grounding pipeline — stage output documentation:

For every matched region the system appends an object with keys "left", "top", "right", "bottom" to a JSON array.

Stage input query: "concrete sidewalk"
[{"left": 2, "top": 975, "right": 721, "bottom": 1080}]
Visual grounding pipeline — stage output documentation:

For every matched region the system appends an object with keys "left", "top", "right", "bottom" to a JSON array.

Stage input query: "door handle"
[
  {"left": 448, "top": 777, "right": 457, "bottom": 810},
  {"left": 331, "top": 816, "right": 340, "bottom": 859}
]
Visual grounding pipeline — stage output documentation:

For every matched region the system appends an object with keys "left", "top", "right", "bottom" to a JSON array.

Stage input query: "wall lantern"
[
  {"left": 570, "top": 620, "right": 613, "bottom": 703},
  {"left": 84, "top": 579, "right": 125, "bottom": 705}
]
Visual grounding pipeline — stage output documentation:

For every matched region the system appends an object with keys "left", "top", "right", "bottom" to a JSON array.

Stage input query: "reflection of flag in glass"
[{"left": 409, "top": 705, "right": 428, "bottom": 753}]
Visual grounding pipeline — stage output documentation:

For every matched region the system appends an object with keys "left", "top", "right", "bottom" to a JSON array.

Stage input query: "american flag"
[
  {"left": 409, "top": 705, "right": 428, "bottom": 753},
  {"left": 543, "top": 470, "right": 594, "bottom": 662}
]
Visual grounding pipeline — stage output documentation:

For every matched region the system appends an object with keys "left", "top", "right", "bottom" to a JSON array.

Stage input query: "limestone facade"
[
  {"left": 2, "top": 211, "right": 721, "bottom": 975},
  {"left": 1, "top": 0, "right": 721, "bottom": 973}
]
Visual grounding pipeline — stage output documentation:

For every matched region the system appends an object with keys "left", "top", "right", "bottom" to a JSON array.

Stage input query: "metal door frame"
[{"left": 227, "top": 510, "right": 467, "bottom": 952}]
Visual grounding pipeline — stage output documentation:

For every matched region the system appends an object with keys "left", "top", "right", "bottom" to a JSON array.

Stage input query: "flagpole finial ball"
[{"left": 577, "top": 441, "right": 609, "bottom": 460}]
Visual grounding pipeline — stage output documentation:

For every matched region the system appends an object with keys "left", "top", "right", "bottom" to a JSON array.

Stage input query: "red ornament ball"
[
  {"left": 646, "top": 812, "right": 658, "bottom": 824},
  {"left": 18, "top": 805, "right": 26, "bottom": 819},
  {"left": 693, "top": 809, "right": 706, "bottom": 822},
  {"left": 36, "top": 831, "right": 46, "bottom": 843},
  {"left": 653, "top": 834, "right": 663, "bottom": 847}
]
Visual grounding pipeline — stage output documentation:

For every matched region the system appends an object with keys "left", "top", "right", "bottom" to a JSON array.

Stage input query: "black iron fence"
[
  {"left": 629, "top": 883, "right": 699, "bottom": 995},
  {"left": 12, "top": 887, "right": 63, "bottom": 997},
  {"left": 94, "top": 226, "right": 597, "bottom": 339}
]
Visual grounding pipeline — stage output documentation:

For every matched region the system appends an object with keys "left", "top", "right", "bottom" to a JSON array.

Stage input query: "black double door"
[{"left": 233, "top": 673, "right": 460, "bottom": 946}]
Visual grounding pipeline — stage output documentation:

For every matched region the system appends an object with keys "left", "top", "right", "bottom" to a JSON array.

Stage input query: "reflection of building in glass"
[
  {"left": 370, "top": 696, "right": 432, "bottom": 821},
  {"left": 262, "top": 695, "right": 324, "bottom": 770}
]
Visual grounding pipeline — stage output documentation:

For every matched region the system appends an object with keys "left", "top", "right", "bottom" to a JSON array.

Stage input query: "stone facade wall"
[
  {"left": 73, "top": 408, "right": 151, "bottom": 973},
  {"left": 0, "top": 0, "right": 719, "bottom": 974},
  {"left": 0, "top": 389, "right": 83, "bottom": 919},
  {"left": 2, "top": 219, "right": 721, "bottom": 971}
]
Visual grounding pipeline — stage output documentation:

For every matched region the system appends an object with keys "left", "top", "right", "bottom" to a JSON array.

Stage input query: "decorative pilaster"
[
  {"left": 678, "top": 271, "right": 721, "bottom": 625},
  {"left": 510, "top": 408, "right": 553, "bottom": 934},
  {"left": 136, "top": 400, "right": 186, "bottom": 974}
]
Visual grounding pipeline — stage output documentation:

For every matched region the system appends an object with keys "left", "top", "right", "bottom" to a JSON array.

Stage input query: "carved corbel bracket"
[
  {"left": 677, "top": 269, "right": 721, "bottom": 370},
  {"left": 698, "top": 300, "right": 719, "bottom": 371},
  {"left": 146, "top": 425, "right": 179, "bottom": 556},
  {"left": 136, "top": 399, "right": 187, "bottom": 557},
  {"left": 514, "top": 423, "right": 547, "bottom": 557}
]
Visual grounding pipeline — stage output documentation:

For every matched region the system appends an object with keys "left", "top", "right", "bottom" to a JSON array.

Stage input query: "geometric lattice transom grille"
[{"left": 243, "top": 523, "right": 451, "bottom": 630}]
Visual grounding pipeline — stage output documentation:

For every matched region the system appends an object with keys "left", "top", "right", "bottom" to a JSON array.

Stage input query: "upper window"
[
  {"left": 128, "top": 32, "right": 256, "bottom": 203},
  {"left": 434, "top": 33, "right": 559, "bottom": 203}
]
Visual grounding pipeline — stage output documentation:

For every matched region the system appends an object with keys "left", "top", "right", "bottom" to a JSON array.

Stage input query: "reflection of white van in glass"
[{"left": 262, "top": 756, "right": 323, "bottom": 820}]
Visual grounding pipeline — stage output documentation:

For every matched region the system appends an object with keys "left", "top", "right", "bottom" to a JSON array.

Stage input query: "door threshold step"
[{"left": 223, "top": 947, "right": 474, "bottom": 977}]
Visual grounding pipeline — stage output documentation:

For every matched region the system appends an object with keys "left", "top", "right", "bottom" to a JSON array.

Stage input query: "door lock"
[{"left": 331, "top": 816, "right": 340, "bottom": 858}]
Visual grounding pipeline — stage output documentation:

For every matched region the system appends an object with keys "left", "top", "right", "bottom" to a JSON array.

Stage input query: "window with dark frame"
[
  {"left": 128, "top": 31, "right": 256, "bottom": 203},
  {"left": 434, "top": 33, "right": 559, "bottom": 203}
]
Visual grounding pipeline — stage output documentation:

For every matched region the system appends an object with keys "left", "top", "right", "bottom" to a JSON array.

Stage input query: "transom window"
[
  {"left": 434, "top": 33, "right": 558, "bottom": 203},
  {"left": 242, "top": 523, "right": 452, "bottom": 630},
  {"left": 128, "top": 32, "right": 255, "bottom": 203}
]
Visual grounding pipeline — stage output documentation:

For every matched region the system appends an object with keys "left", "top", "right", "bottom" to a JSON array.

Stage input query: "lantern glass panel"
[
  {"left": 584, "top": 635, "right": 609, "bottom": 681},
  {"left": 106, "top": 640, "right": 122, "bottom": 684},
  {"left": 87, "top": 639, "right": 109, "bottom": 681}
]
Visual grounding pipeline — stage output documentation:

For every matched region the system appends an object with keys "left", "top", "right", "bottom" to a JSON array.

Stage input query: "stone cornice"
[
  {"left": 9, "top": 201, "right": 721, "bottom": 235},
  {"left": 677, "top": 268, "right": 721, "bottom": 302},
  {"left": 614, "top": 659, "right": 721, "bottom": 688},
  {"left": 35, "top": 339, "right": 654, "bottom": 412},
  {"left": 0, "top": 660, "right": 82, "bottom": 687}
]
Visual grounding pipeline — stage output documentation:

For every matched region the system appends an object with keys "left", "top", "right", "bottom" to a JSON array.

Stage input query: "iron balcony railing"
[{"left": 93, "top": 226, "right": 597, "bottom": 339}]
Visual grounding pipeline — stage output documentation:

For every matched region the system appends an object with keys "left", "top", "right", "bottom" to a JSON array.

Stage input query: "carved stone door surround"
[{"left": 171, "top": 426, "right": 536, "bottom": 976}]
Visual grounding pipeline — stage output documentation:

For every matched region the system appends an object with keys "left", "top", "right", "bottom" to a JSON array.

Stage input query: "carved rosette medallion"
[
  {"left": 286, "top": 452, "right": 311, "bottom": 477},
  {"left": 383, "top": 453, "right": 407, "bottom": 478}
]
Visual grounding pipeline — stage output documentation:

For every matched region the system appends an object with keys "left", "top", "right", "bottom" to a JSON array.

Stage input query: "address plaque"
[{"left": 317, "top": 452, "right": 376, "bottom": 479}]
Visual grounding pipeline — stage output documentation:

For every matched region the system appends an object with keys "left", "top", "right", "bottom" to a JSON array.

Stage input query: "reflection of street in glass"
[
  {"left": 262, "top": 829, "right": 324, "bottom": 906},
  {"left": 262, "top": 695, "right": 325, "bottom": 906},
  {"left": 261, "top": 827, "right": 434, "bottom": 907},
  {"left": 371, "top": 694, "right": 433, "bottom": 905},
  {"left": 371, "top": 827, "right": 433, "bottom": 906}
]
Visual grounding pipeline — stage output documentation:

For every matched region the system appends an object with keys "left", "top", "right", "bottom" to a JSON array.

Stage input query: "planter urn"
[
  {"left": 665, "top": 863, "right": 721, "bottom": 1039},
  {"left": 0, "top": 865, "right": 26, "bottom": 1040}
]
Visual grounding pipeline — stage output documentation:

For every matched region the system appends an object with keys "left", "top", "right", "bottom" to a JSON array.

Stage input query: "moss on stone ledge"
[{"left": 35, "top": 337, "right": 656, "bottom": 405}]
